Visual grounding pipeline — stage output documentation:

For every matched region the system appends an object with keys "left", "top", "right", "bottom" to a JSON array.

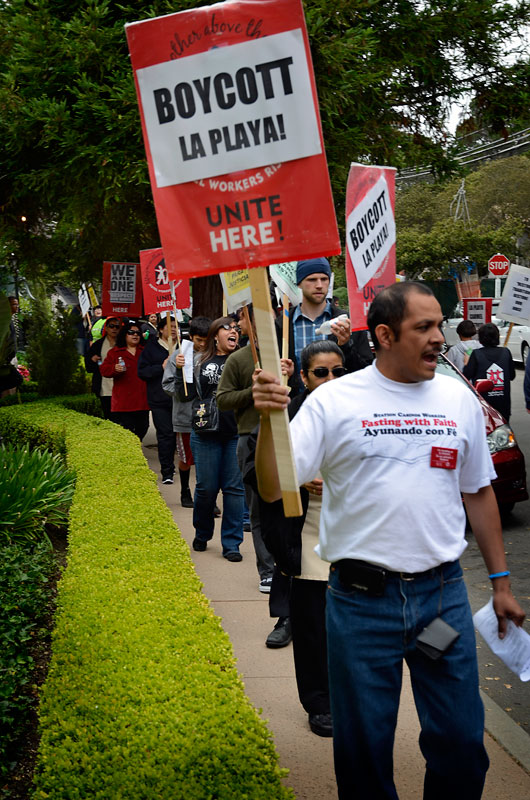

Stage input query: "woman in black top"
[
  {"left": 464, "top": 322, "right": 515, "bottom": 421},
  {"left": 178, "top": 317, "right": 244, "bottom": 561}
]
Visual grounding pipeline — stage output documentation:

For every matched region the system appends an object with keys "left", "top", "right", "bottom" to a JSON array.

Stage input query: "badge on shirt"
[{"left": 430, "top": 447, "right": 458, "bottom": 470}]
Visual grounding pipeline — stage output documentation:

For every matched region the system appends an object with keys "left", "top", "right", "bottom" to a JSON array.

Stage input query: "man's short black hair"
[
  {"left": 189, "top": 316, "right": 211, "bottom": 338},
  {"left": 367, "top": 282, "right": 434, "bottom": 351},
  {"left": 300, "top": 340, "right": 344, "bottom": 374},
  {"left": 478, "top": 322, "right": 500, "bottom": 347},
  {"left": 456, "top": 320, "right": 476, "bottom": 339}
]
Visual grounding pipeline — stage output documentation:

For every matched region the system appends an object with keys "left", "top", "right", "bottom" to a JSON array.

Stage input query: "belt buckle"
[{"left": 399, "top": 572, "right": 415, "bottom": 581}]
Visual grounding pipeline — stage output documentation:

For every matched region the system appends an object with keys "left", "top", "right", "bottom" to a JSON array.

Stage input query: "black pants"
[
  {"left": 151, "top": 406, "right": 176, "bottom": 479},
  {"left": 290, "top": 578, "right": 330, "bottom": 716},
  {"left": 99, "top": 395, "right": 112, "bottom": 419},
  {"left": 113, "top": 410, "right": 150, "bottom": 441}
]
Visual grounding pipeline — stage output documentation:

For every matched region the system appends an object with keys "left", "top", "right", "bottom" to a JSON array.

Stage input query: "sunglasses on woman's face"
[
  {"left": 219, "top": 324, "right": 239, "bottom": 332},
  {"left": 309, "top": 366, "right": 347, "bottom": 378},
  {"left": 107, "top": 323, "right": 120, "bottom": 329},
  {"left": 127, "top": 329, "right": 141, "bottom": 336}
]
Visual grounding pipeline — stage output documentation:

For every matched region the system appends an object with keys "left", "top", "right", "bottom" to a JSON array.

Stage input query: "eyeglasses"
[
  {"left": 127, "top": 329, "right": 141, "bottom": 336},
  {"left": 309, "top": 366, "right": 347, "bottom": 378},
  {"left": 107, "top": 323, "right": 120, "bottom": 329},
  {"left": 219, "top": 324, "right": 239, "bottom": 332}
]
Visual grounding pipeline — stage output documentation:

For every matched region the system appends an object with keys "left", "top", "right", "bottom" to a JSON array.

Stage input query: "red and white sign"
[
  {"left": 463, "top": 298, "right": 492, "bottom": 327},
  {"left": 488, "top": 253, "right": 510, "bottom": 277},
  {"left": 125, "top": 0, "right": 340, "bottom": 279},
  {"left": 101, "top": 262, "right": 143, "bottom": 317},
  {"left": 140, "top": 248, "right": 190, "bottom": 314},
  {"left": 344, "top": 164, "right": 397, "bottom": 330}
]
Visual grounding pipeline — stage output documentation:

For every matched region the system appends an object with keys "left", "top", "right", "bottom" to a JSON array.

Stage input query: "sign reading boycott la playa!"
[
  {"left": 345, "top": 164, "right": 397, "bottom": 330},
  {"left": 125, "top": 0, "right": 340, "bottom": 278}
]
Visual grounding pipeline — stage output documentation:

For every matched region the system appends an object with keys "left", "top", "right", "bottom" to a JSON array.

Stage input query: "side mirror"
[{"left": 475, "top": 379, "right": 494, "bottom": 394}]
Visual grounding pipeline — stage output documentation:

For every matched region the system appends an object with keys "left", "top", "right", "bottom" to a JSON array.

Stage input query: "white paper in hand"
[{"left": 473, "top": 598, "right": 530, "bottom": 681}]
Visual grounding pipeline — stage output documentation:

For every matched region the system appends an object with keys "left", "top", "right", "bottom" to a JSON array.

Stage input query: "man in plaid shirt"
[{"left": 275, "top": 258, "right": 373, "bottom": 395}]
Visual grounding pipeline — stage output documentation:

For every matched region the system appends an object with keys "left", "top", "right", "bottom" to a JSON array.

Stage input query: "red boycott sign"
[
  {"left": 140, "top": 248, "right": 190, "bottom": 314},
  {"left": 101, "top": 262, "right": 143, "bottom": 317},
  {"left": 488, "top": 253, "right": 510, "bottom": 277},
  {"left": 344, "top": 164, "right": 397, "bottom": 330},
  {"left": 463, "top": 298, "right": 492, "bottom": 326},
  {"left": 125, "top": 0, "right": 340, "bottom": 279}
]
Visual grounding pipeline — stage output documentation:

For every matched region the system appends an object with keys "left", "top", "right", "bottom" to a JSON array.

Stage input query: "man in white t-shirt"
[{"left": 252, "top": 282, "right": 525, "bottom": 800}]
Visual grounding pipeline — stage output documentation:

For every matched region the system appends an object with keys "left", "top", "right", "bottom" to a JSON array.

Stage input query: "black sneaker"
[
  {"left": 265, "top": 617, "right": 292, "bottom": 648},
  {"left": 181, "top": 489, "right": 194, "bottom": 508},
  {"left": 259, "top": 577, "right": 273, "bottom": 593},
  {"left": 308, "top": 712, "right": 333, "bottom": 738},
  {"left": 192, "top": 538, "right": 207, "bottom": 552},
  {"left": 162, "top": 476, "right": 174, "bottom": 484},
  {"left": 224, "top": 551, "right": 242, "bottom": 562}
]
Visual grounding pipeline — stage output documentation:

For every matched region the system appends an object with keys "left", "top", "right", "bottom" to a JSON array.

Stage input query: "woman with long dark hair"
[
  {"left": 100, "top": 320, "right": 149, "bottom": 439},
  {"left": 178, "top": 316, "right": 244, "bottom": 561},
  {"left": 85, "top": 317, "right": 122, "bottom": 418}
]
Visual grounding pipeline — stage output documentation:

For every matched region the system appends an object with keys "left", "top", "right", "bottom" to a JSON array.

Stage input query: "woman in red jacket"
[{"left": 100, "top": 321, "right": 149, "bottom": 440}]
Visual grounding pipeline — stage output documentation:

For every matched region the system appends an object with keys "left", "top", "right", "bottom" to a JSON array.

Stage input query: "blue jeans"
[
  {"left": 190, "top": 432, "right": 244, "bottom": 556},
  {"left": 326, "top": 560, "right": 488, "bottom": 800}
]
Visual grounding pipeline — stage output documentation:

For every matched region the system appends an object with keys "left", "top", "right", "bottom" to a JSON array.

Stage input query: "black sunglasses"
[
  {"left": 127, "top": 329, "right": 141, "bottom": 335},
  {"left": 107, "top": 323, "right": 120, "bottom": 329},
  {"left": 219, "top": 324, "right": 239, "bottom": 332},
  {"left": 309, "top": 366, "right": 347, "bottom": 378}
]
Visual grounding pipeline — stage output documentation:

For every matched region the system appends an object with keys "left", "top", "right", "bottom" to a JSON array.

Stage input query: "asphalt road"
[{"left": 461, "top": 366, "right": 530, "bottom": 735}]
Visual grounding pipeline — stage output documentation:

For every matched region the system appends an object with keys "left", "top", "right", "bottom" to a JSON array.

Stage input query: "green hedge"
[{"left": 0, "top": 402, "right": 292, "bottom": 799}]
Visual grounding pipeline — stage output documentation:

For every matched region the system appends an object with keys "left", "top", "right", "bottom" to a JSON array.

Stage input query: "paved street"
[{"left": 461, "top": 367, "right": 530, "bottom": 736}]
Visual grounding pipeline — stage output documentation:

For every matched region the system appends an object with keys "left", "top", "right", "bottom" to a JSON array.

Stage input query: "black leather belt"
[{"left": 332, "top": 559, "right": 451, "bottom": 596}]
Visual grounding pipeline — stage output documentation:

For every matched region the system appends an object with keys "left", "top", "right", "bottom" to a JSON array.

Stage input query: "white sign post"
[
  {"left": 496, "top": 264, "right": 530, "bottom": 346},
  {"left": 135, "top": 30, "right": 322, "bottom": 187}
]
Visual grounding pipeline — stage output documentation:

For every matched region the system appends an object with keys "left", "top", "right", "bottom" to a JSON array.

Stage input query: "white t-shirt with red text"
[{"left": 289, "top": 363, "right": 496, "bottom": 572}]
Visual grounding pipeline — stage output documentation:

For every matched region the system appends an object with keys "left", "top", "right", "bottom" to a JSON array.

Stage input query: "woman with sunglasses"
[
  {"left": 243, "top": 340, "right": 346, "bottom": 737},
  {"left": 85, "top": 317, "right": 122, "bottom": 419},
  {"left": 100, "top": 321, "right": 149, "bottom": 440},
  {"left": 177, "top": 317, "right": 244, "bottom": 561}
]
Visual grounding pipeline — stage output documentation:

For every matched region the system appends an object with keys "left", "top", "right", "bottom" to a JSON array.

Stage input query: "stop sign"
[{"left": 488, "top": 253, "right": 510, "bottom": 277}]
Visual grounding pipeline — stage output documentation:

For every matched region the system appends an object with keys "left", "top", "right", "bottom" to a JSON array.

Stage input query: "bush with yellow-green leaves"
[{"left": 0, "top": 400, "right": 293, "bottom": 799}]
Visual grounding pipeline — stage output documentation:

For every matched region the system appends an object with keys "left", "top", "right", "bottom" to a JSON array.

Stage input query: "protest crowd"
[{"left": 77, "top": 256, "right": 526, "bottom": 799}]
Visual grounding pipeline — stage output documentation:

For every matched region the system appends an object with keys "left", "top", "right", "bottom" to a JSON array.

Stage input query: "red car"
[{"left": 438, "top": 354, "right": 528, "bottom": 513}]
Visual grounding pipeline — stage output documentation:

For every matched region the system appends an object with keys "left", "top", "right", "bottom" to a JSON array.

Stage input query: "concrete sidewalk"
[{"left": 143, "top": 431, "right": 530, "bottom": 799}]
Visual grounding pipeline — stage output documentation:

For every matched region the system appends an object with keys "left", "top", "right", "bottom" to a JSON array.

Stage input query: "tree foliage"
[
  {"left": 395, "top": 155, "right": 530, "bottom": 277},
  {"left": 0, "top": 0, "right": 529, "bottom": 287}
]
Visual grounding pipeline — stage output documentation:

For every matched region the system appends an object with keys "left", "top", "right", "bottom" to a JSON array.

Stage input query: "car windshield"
[{"left": 436, "top": 354, "right": 468, "bottom": 385}]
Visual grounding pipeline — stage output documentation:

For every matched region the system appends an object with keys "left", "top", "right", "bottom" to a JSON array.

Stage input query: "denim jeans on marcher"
[
  {"left": 190, "top": 432, "right": 244, "bottom": 556},
  {"left": 326, "top": 560, "right": 489, "bottom": 800}
]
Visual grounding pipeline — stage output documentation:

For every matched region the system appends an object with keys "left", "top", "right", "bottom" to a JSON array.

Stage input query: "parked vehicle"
[{"left": 437, "top": 354, "right": 528, "bottom": 513}]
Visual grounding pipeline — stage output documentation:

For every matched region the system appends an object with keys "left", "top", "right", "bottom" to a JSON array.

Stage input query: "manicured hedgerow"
[{"left": 0, "top": 402, "right": 293, "bottom": 799}]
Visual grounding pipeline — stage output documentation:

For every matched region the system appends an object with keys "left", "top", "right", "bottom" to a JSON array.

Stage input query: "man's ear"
[{"left": 374, "top": 324, "right": 395, "bottom": 351}]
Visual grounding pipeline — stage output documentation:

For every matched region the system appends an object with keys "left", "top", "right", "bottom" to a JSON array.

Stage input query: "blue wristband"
[{"left": 488, "top": 571, "right": 510, "bottom": 579}]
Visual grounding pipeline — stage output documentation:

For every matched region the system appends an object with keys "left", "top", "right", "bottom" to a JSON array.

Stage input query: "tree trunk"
[{"left": 192, "top": 275, "right": 223, "bottom": 319}]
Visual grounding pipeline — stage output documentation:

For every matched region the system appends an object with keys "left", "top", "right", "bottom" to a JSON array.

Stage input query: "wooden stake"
[
  {"left": 249, "top": 267, "right": 302, "bottom": 518},
  {"left": 172, "top": 304, "right": 188, "bottom": 397},
  {"left": 166, "top": 311, "right": 174, "bottom": 355},
  {"left": 281, "top": 293, "right": 289, "bottom": 386},
  {"left": 504, "top": 322, "right": 514, "bottom": 347},
  {"left": 242, "top": 304, "right": 259, "bottom": 368}
]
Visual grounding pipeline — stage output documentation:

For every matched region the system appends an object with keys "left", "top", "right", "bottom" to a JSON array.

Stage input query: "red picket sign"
[
  {"left": 140, "top": 248, "right": 190, "bottom": 314},
  {"left": 125, "top": 0, "right": 340, "bottom": 279},
  {"left": 344, "top": 164, "right": 397, "bottom": 330},
  {"left": 101, "top": 262, "right": 143, "bottom": 317}
]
